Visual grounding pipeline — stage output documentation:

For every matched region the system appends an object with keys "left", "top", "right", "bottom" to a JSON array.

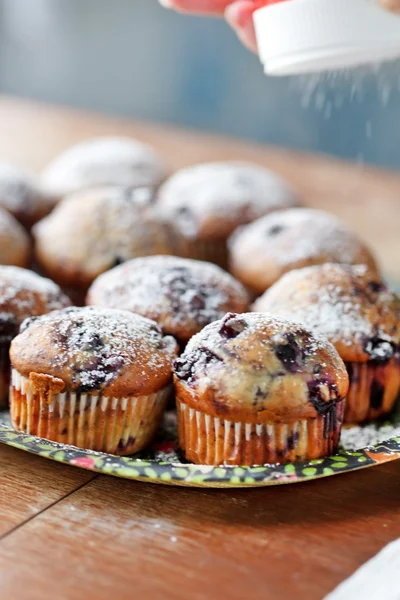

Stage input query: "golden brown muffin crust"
[
  {"left": 0, "top": 207, "right": 31, "bottom": 268},
  {"left": 253, "top": 263, "right": 400, "bottom": 363},
  {"left": 33, "top": 187, "right": 188, "bottom": 289},
  {"left": 0, "top": 266, "right": 71, "bottom": 344},
  {"left": 10, "top": 307, "right": 178, "bottom": 397},
  {"left": 157, "top": 161, "right": 299, "bottom": 242},
  {"left": 174, "top": 312, "right": 348, "bottom": 423},
  {"left": 87, "top": 256, "right": 250, "bottom": 344},
  {"left": 0, "top": 163, "right": 56, "bottom": 229},
  {"left": 229, "top": 208, "right": 379, "bottom": 294}
]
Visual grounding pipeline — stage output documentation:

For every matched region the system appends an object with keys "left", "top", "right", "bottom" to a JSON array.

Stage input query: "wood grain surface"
[
  {"left": 1, "top": 462, "right": 399, "bottom": 600},
  {"left": 0, "top": 445, "right": 95, "bottom": 538},
  {"left": 0, "top": 96, "right": 399, "bottom": 600}
]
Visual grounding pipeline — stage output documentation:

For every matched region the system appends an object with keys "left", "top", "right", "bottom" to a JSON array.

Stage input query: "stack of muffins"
[{"left": 0, "top": 136, "right": 398, "bottom": 467}]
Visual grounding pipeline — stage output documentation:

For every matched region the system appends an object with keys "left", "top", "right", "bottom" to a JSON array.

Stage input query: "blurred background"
[{"left": 0, "top": 0, "right": 399, "bottom": 168}]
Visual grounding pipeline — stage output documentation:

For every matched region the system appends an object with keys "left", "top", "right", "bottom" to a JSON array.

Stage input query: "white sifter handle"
[{"left": 254, "top": 0, "right": 400, "bottom": 75}]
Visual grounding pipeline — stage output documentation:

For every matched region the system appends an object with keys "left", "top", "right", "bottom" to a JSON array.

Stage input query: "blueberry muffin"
[
  {"left": 87, "top": 256, "right": 250, "bottom": 346},
  {"left": 33, "top": 187, "right": 188, "bottom": 294},
  {"left": 41, "top": 136, "right": 168, "bottom": 201},
  {"left": 174, "top": 312, "right": 348, "bottom": 465},
  {"left": 0, "top": 207, "right": 31, "bottom": 268},
  {"left": 254, "top": 264, "right": 400, "bottom": 423},
  {"left": 0, "top": 163, "right": 55, "bottom": 229},
  {"left": 10, "top": 307, "right": 178, "bottom": 454},
  {"left": 157, "top": 162, "right": 300, "bottom": 268},
  {"left": 0, "top": 266, "right": 71, "bottom": 408},
  {"left": 229, "top": 208, "right": 379, "bottom": 294}
]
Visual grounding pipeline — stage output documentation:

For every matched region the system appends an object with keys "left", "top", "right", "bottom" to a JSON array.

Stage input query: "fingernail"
[{"left": 159, "top": 0, "right": 173, "bottom": 8}]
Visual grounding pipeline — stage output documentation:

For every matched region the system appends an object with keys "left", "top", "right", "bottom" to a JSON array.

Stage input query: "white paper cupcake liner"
[
  {"left": 10, "top": 369, "right": 171, "bottom": 455},
  {"left": 177, "top": 399, "right": 345, "bottom": 466}
]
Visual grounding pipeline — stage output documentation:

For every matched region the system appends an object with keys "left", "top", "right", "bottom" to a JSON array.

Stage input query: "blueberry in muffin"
[{"left": 174, "top": 312, "right": 348, "bottom": 465}]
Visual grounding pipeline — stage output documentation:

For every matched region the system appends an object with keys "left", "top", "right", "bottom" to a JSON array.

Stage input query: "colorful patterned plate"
[{"left": 1, "top": 405, "right": 400, "bottom": 488}]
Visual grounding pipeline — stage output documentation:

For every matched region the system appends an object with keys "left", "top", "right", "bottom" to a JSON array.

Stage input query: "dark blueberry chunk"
[
  {"left": 211, "top": 396, "right": 229, "bottom": 415},
  {"left": 367, "top": 280, "right": 386, "bottom": 293},
  {"left": 189, "top": 293, "right": 207, "bottom": 310},
  {"left": 83, "top": 333, "right": 105, "bottom": 351},
  {"left": 307, "top": 381, "right": 335, "bottom": 415},
  {"left": 201, "top": 348, "right": 223, "bottom": 365},
  {"left": 219, "top": 313, "right": 246, "bottom": 339},
  {"left": 255, "top": 386, "right": 268, "bottom": 400},
  {"left": 370, "top": 379, "right": 385, "bottom": 411},
  {"left": 275, "top": 333, "right": 303, "bottom": 373},
  {"left": 18, "top": 316, "right": 36, "bottom": 335},
  {"left": 364, "top": 337, "right": 395, "bottom": 362},
  {"left": 266, "top": 224, "right": 284, "bottom": 237},
  {"left": 174, "top": 356, "right": 195, "bottom": 381},
  {"left": 112, "top": 256, "right": 124, "bottom": 268},
  {"left": 74, "top": 354, "right": 124, "bottom": 393}
]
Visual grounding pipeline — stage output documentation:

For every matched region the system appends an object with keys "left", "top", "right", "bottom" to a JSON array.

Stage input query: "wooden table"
[{"left": 0, "top": 96, "right": 399, "bottom": 600}]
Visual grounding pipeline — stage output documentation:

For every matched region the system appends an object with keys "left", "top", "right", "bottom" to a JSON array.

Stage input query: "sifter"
[{"left": 254, "top": 0, "right": 400, "bottom": 75}]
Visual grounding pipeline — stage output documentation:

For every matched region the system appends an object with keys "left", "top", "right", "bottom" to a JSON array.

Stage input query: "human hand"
[
  {"left": 159, "top": 0, "right": 400, "bottom": 54},
  {"left": 159, "top": 0, "right": 267, "bottom": 52},
  {"left": 379, "top": 0, "right": 400, "bottom": 10}
]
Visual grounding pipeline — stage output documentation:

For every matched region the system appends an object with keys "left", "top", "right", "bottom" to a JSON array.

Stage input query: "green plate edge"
[{"left": 1, "top": 423, "right": 399, "bottom": 488}]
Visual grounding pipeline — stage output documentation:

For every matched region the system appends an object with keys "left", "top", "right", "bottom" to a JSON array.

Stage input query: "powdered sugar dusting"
[
  {"left": 88, "top": 256, "right": 249, "bottom": 340},
  {"left": 176, "top": 312, "right": 348, "bottom": 417},
  {"left": 231, "top": 208, "right": 375, "bottom": 268},
  {"left": 255, "top": 264, "right": 400, "bottom": 349},
  {"left": 41, "top": 136, "right": 167, "bottom": 197},
  {"left": 0, "top": 162, "right": 53, "bottom": 213},
  {"left": 341, "top": 419, "right": 400, "bottom": 450},
  {"left": 34, "top": 188, "right": 183, "bottom": 283},
  {"left": 16, "top": 307, "right": 176, "bottom": 393},
  {"left": 157, "top": 161, "right": 299, "bottom": 238},
  {"left": 0, "top": 266, "right": 70, "bottom": 338}
]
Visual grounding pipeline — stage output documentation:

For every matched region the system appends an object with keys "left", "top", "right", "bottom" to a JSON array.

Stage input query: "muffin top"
[
  {"left": 41, "top": 137, "right": 168, "bottom": 200},
  {"left": 11, "top": 306, "right": 178, "bottom": 397},
  {"left": 33, "top": 187, "right": 186, "bottom": 288},
  {"left": 254, "top": 263, "right": 400, "bottom": 363},
  {"left": 0, "top": 163, "right": 55, "bottom": 228},
  {"left": 0, "top": 207, "right": 31, "bottom": 268},
  {"left": 87, "top": 256, "right": 250, "bottom": 345},
  {"left": 157, "top": 161, "right": 299, "bottom": 241},
  {"left": 174, "top": 312, "right": 348, "bottom": 423},
  {"left": 229, "top": 208, "right": 379, "bottom": 293},
  {"left": 0, "top": 266, "right": 71, "bottom": 344}
]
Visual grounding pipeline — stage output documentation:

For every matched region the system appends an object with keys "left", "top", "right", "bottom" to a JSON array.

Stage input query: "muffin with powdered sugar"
[
  {"left": 229, "top": 208, "right": 379, "bottom": 294},
  {"left": 254, "top": 263, "right": 400, "bottom": 423},
  {"left": 157, "top": 161, "right": 300, "bottom": 268},
  {"left": 0, "top": 163, "right": 56, "bottom": 229},
  {"left": 174, "top": 312, "right": 348, "bottom": 465},
  {"left": 0, "top": 266, "right": 71, "bottom": 408},
  {"left": 10, "top": 306, "right": 178, "bottom": 454},
  {"left": 0, "top": 207, "right": 31, "bottom": 268},
  {"left": 87, "top": 255, "right": 250, "bottom": 346},
  {"left": 41, "top": 136, "right": 168, "bottom": 201},
  {"left": 33, "top": 186, "right": 190, "bottom": 295}
]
